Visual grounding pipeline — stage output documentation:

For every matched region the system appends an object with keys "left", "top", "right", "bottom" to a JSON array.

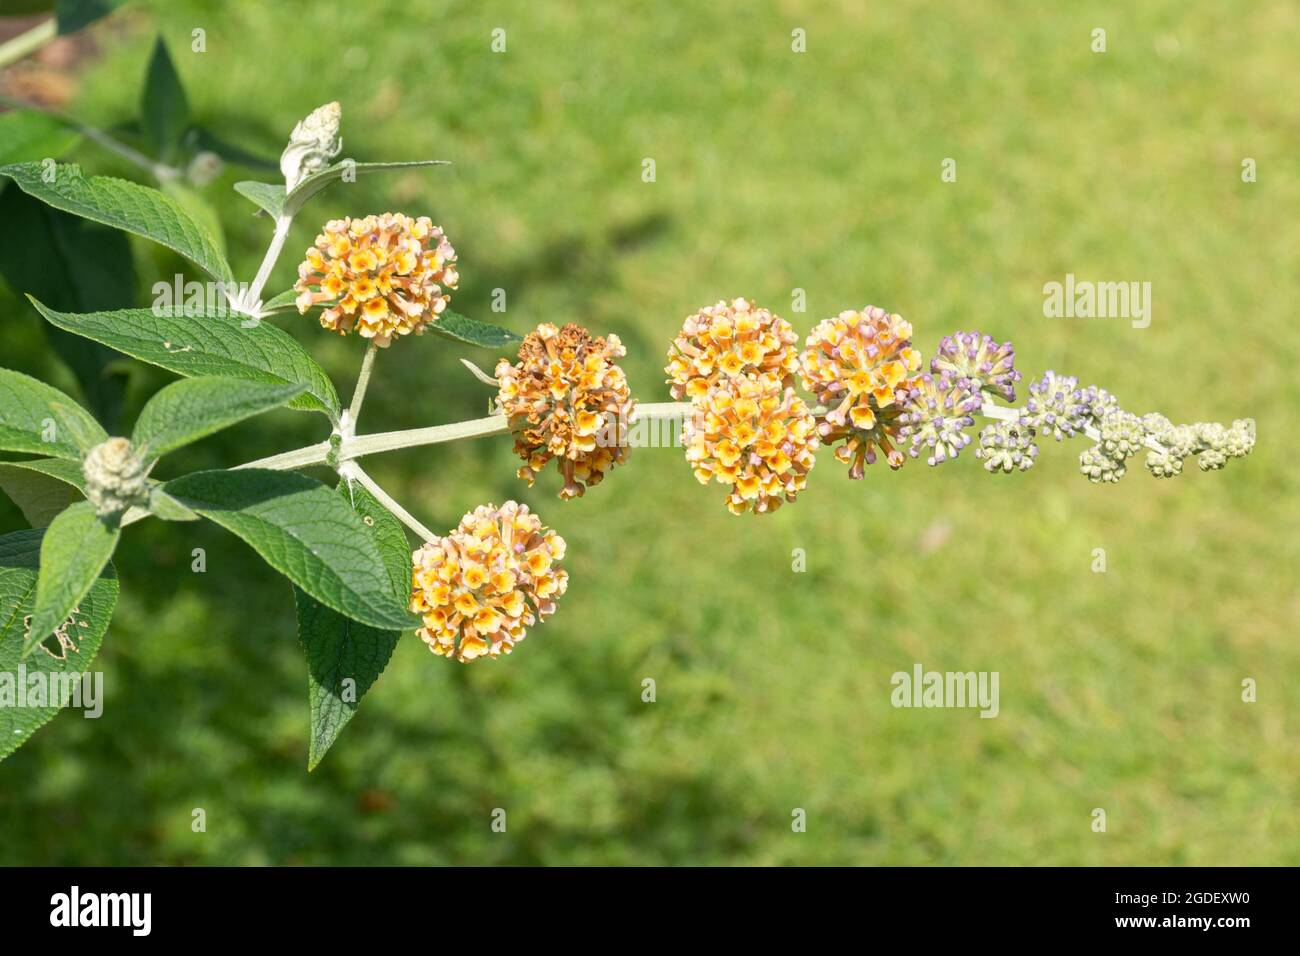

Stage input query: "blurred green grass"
[{"left": 0, "top": 0, "right": 1296, "bottom": 865}]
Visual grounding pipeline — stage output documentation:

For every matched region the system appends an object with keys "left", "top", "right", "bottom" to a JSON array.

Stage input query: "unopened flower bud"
[
  {"left": 186, "top": 150, "right": 224, "bottom": 188},
  {"left": 1098, "top": 409, "right": 1145, "bottom": 462},
  {"left": 1023, "top": 371, "right": 1090, "bottom": 440},
  {"left": 975, "top": 419, "right": 1037, "bottom": 473},
  {"left": 1079, "top": 444, "right": 1125, "bottom": 483},
  {"left": 83, "top": 437, "right": 147, "bottom": 517},
  {"left": 281, "top": 101, "right": 343, "bottom": 191},
  {"left": 896, "top": 372, "right": 981, "bottom": 466},
  {"left": 1080, "top": 385, "right": 1120, "bottom": 425},
  {"left": 930, "top": 331, "right": 1020, "bottom": 402},
  {"left": 1145, "top": 450, "right": 1184, "bottom": 478},
  {"left": 1224, "top": 418, "right": 1256, "bottom": 458}
]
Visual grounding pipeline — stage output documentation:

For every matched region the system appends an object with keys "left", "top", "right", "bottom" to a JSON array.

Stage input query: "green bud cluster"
[
  {"left": 975, "top": 419, "right": 1038, "bottom": 473},
  {"left": 82, "top": 437, "right": 148, "bottom": 517},
  {"left": 976, "top": 368, "right": 1256, "bottom": 485}
]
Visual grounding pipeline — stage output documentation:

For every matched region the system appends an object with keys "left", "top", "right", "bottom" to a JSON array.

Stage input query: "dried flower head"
[
  {"left": 684, "top": 374, "right": 818, "bottom": 515},
  {"left": 294, "top": 213, "right": 458, "bottom": 347},
  {"left": 410, "top": 501, "right": 567, "bottom": 663},
  {"left": 83, "top": 437, "right": 147, "bottom": 517},
  {"left": 496, "top": 322, "right": 635, "bottom": 499},
  {"left": 666, "top": 297, "right": 800, "bottom": 400},
  {"left": 799, "top": 306, "right": 923, "bottom": 476},
  {"left": 930, "top": 331, "right": 1020, "bottom": 402},
  {"left": 896, "top": 372, "right": 982, "bottom": 465}
]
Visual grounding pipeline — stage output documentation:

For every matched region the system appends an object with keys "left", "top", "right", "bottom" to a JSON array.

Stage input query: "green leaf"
[
  {"left": 31, "top": 301, "right": 342, "bottom": 419},
  {"left": 259, "top": 288, "right": 302, "bottom": 313},
  {"left": 140, "top": 37, "right": 190, "bottom": 162},
  {"left": 145, "top": 487, "right": 198, "bottom": 522},
  {"left": 49, "top": 400, "right": 108, "bottom": 454},
  {"left": 234, "top": 160, "right": 449, "bottom": 219},
  {"left": 0, "top": 162, "right": 233, "bottom": 284},
  {"left": 161, "top": 180, "right": 225, "bottom": 258},
  {"left": 56, "top": 0, "right": 125, "bottom": 34},
  {"left": 0, "top": 367, "right": 104, "bottom": 460},
  {"left": 0, "top": 110, "right": 80, "bottom": 166},
  {"left": 230, "top": 181, "right": 284, "bottom": 218},
  {"left": 296, "top": 482, "right": 409, "bottom": 770},
  {"left": 428, "top": 309, "right": 522, "bottom": 350},
  {"left": 0, "top": 458, "right": 156, "bottom": 528},
  {"left": 0, "top": 527, "right": 117, "bottom": 762},
  {"left": 23, "top": 501, "right": 120, "bottom": 658},
  {"left": 0, "top": 459, "right": 85, "bottom": 527},
  {"left": 164, "top": 469, "right": 417, "bottom": 631},
  {"left": 0, "top": 184, "right": 137, "bottom": 428},
  {"left": 132, "top": 376, "right": 305, "bottom": 462}
]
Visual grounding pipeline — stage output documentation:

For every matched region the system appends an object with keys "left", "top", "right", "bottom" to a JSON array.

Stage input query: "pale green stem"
[
  {"left": 242, "top": 214, "right": 294, "bottom": 312},
  {"left": 74, "top": 119, "right": 178, "bottom": 182},
  {"left": 234, "top": 440, "right": 332, "bottom": 471},
  {"left": 978, "top": 400, "right": 1022, "bottom": 424},
  {"left": 347, "top": 342, "right": 379, "bottom": 425},
  {"left": 634, "top": 401, "right": 694, "bottom": 420},
  {"left": 978, "top": 398, "right": 1167, "bottom": 455},
  {"left": 343, "top": 463, "right": 438, "bottom": 543},
  {"left": 0, "top": 92, "right": 179, "bottom": 181},
  {"left": 341, "top": 414, "right": 510, "bottom": 460},
  {"left": 0, "top": 18, "right": 55, "bottom": 70},
  {"left": 248, "top": 404, "right": 696, "bottom": 468}
]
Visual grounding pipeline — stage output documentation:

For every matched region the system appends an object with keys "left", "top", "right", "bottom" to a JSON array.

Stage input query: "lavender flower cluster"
[{"left": 903, "top": 331, "right": 1256, "bottom": 484}]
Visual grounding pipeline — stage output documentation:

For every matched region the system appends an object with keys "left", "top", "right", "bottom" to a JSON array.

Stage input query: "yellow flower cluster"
[
  {"left": 294, "top": 213, "right": 458, "bottom": 347},
  {"left": 410, "top": 501, "right": 568, "bottom": 662},
  {"left": 799, "top": 306, "right": 923, "bottom": 477},
  {"left": 665, "top": 297, "right": 800, "bottom": 400},
  {"left": 684, "top": 374, "right": 818, "bottom": 515},
  {"left": 496, "top": 322, "right": 635, "bottom": 499}
]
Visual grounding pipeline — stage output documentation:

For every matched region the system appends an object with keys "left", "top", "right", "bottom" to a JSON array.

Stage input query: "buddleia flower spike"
[
  {"left": 666, "top": 297, "right": 801, "bottom": 399},
  {"left": 293, "top": 213, "right": 458, "bottom": 346},
  {"left": 669, "top": 299, "right": 816, "bottom": 514},
  {"left": 410, "top": 501, "right": 568, "bottom": 663},
  {"left": 798, "top": 306, "right": 923, "bottom": 476},
  {"left": 683, "top": 372, "right": 818, "bottom": 515},
  {"left": 497, "top": 322, "right": 635, "bottom": 499}
]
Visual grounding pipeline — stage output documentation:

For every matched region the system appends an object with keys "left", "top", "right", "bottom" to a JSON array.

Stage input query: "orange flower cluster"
[
  {"left": 683, "top": 367, "right": 818, "bottom": 515},
  {"left": 496, "top": 323, "right": 635, "bottom": 499},
  {"left": 799, "top": 306, "right": 923, "bottom": 477},
  {"left": 294, "top": 213, "right": 458, "bottom": 347},
  {"left": 666, "top": 297, "right": 800, "bottom": 400},
  {"left": 410, "top": 501, "right": 567, "bottom": 662}
]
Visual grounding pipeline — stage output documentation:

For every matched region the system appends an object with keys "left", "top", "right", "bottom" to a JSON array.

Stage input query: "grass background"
[{"left": 0, "top": 0, "right": 1296, "bottom": 865}]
